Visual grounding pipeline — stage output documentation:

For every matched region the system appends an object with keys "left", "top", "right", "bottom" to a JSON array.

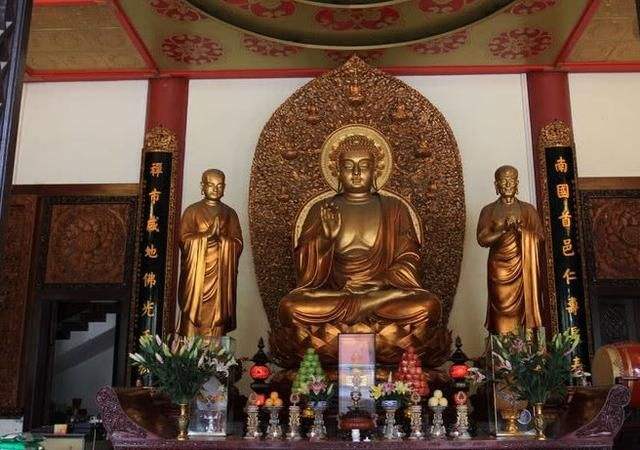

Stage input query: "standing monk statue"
[
  {"left": 178, "top": 169, "right": 243, "bottom": 337},
  {"left": 477, "top": 165, "right": 544, "bottom": 335}
]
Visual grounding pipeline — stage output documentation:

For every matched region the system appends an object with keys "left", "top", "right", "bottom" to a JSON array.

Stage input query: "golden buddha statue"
[
  {"left": 476, "top": 165, "right": 544, "bottom": 335},
  {"left": 178, "top": 169, "right": 243, "bottom": 337},
  {"left": 275, "top": 125, "right": 445, "bottom": 364}
]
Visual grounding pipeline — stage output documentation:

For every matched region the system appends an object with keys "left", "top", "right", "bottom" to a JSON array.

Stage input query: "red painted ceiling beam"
[{"left": 554, "top": 0, "right": 602, "bottom": 66}]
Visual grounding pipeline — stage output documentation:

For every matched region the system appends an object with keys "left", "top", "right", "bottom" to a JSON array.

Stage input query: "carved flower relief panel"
[
  {"left": 588, "top": 197, "right": 640, "bottom": 280},
  {"left": 44, "top": 204, "right": 130, "bottom": 285}
]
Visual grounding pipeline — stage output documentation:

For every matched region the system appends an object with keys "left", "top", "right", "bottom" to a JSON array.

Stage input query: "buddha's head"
[
  {"left": 333, "top": 134, "right": 384, "bottom": 193},
  {"left": 201, "top": 169, "right": 225, "bottom": 201},
  {"left": 494, "top": 165, "right": 519, "bottom": 199}
]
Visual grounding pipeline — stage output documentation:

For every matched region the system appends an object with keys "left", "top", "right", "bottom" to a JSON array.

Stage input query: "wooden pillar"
[
  {"left": 130, "top": 78, "right": 188, "bottom": 381},
  {"left": 527, "top": 72, "right": 591, "bottom": 368},
  {"left": 0, "top": 0, "right": 32, "bottom": 258}
]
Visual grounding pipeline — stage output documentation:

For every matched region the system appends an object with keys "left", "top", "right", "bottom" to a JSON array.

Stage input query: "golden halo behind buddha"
[{"left": 320, "top": 124, "right": 393, "bottom": 192}]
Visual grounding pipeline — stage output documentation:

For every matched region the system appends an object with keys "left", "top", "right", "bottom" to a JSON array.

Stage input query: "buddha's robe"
[
  {"left": 178, "top": 200, "right": 243, "bottom": 337},
  {"left": 477, "top": 199, "right": 544, "bottom": 335},
  {"left": 279, "top": 194, "right": 441, "bottom": 327}
]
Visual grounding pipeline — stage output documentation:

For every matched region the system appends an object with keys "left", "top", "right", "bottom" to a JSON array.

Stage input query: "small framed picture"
[{"left": 338, "top": 333, "right": 376, "bottom": 415}]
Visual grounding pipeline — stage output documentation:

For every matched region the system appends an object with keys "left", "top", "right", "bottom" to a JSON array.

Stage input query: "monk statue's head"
[
  {"left": 494, "top": 165, "right": 519, "bottom": 199},
  {"left": 201, "top": 169, "right": 225, "bottom": 201},
  {"left": 332, "top": 134, "right": 385, "bottom": 193}
]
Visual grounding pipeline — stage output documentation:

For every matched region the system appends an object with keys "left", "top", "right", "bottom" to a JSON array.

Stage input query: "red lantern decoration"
[
  {"left": 449, "top": 363, "right": 469, "bottom": 380},
  {"left": 249, "top": 337, "right": 271, "bottom": 398},
  {"left": 249, "top": 363, "right": 271, "bottom": 381}
]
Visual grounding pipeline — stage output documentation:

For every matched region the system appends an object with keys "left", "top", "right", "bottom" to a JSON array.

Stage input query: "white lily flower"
[{"left": 155, "top": 353, "right": 164, "bottom": 364}]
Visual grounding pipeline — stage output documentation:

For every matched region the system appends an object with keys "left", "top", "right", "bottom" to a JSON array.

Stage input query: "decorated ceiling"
[{"left": 24, "top": 0, "right": 640, "bottom": 81}]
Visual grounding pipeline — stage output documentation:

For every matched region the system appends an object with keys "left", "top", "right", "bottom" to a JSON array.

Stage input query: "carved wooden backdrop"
[
  {"left": 249, "top": 56, "right": 465, "bottom": 328},
  {"left": 0, "top": 194, "right": 36, "bottom": 416},
  {"left": 3, "top": 184, "right": 138, "bottom": 429},
  {"left": 579, "top": 178, "right": 640, "bottom": 349}
]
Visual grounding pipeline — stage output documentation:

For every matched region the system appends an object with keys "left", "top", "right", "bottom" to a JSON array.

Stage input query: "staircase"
[{"left": 55, "top": 303, "right": 118, "bottom": 341}]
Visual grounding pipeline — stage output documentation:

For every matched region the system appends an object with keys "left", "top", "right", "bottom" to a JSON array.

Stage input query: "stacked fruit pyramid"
[
  {"left": 291, "top": 348, "right": 325, "bottom": 394},
  {"left": 395, "top": 346, "right": 430, "bottom": 396}
]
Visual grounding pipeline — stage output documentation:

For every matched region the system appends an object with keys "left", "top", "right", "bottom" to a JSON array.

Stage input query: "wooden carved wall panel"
[
  {"left": 579, "top": 179, "right": 640, "bottom": 350},
  {"left": 587, "top": 197, "right": 640, "bottom": 281},
  {"left": 37, "top": 196, "right": 138, "bottom": 291},
  {"left": 599, "top": 302, "right": 631, "bottom": 344},
  {"left": 44, "top": 203, "right": 130, "bottom": 284},
  {"left": 580, "top": 186, "right": 640, "bottom": 287},
  {"left": 0, "top": 194, "right": 36, "bottom": 415}
]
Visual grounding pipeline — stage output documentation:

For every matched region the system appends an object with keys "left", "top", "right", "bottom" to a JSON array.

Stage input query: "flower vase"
[
  {"left": 533, "top": 403, "right": 546, "bottom": 440},
  {"left": 309, "top": 401, "right": 327, "bottom": 441},
  {"left": 381, "top": 399, "right": 400, "bottom": 441},
  {"left": 177, "top": 403, "right": 190, "bottom": 441}
]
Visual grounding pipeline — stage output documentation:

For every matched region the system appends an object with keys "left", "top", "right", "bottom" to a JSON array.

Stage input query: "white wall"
[
  {"left": 186, "top": 75, "right": 535, "bottom": 361},
  {"left": 14, "top": 81, "right": 147, "bottom": 184},
  {"left": 570, "top": 73, "right": 640, "bottom": 177}
]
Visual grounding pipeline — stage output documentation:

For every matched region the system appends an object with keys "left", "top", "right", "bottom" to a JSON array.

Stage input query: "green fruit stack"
[{"left": 292, "top": 348, "right": 325, "bottom": 394}]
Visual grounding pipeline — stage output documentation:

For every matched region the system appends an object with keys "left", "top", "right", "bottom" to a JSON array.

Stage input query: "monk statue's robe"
[
  {"left": 178, "top": 200, "right": 243, "bottom": 337},
  {"left": 477, "top": 199, "right": 544, "bottom": 335},
  {"left": 279, "top": 194, "right": 441, "bottom": 328}
]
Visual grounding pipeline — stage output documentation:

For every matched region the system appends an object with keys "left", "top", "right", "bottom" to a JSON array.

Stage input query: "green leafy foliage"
[
  {"left": 492, "top": 328, "right": 579, "bottom": 405},
  {"left": 129, "top": 334, "right": 236, "bottom": 405}
]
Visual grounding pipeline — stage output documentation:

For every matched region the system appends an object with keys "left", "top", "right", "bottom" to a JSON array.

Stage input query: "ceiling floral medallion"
[
  {"left": 162, "top": 34, "right": 223, "bottom": 64},
  {"left": 488, "top": 27, "right": 551, "bottom": 59},
  {"left": 315, "top": 7, "right": 400, "bottom": 31},
  {"left": 508, "top": 0, "right": 556, "bottom": 15},
  {"left": 149, "top": 0, "right": 205, "bottom": 21},
  {"left": 243, "top": 35, "right": 301, "bottom": 57},
  {"left": 419, "top": 0, "right": 477, "bottom": 14},
  {"left": 223, "top": 0, "right": 296, "bottom": 19},
  {"left": 324, "top": 49, "right": 385, "bottom": 64},
  {"left": 410, "top": 30, "right": 469, "bottom": 55}
]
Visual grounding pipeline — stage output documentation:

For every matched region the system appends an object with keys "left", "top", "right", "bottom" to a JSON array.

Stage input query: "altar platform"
[{"left": 97, "top": 385, "right": 630, "bottom": 450}]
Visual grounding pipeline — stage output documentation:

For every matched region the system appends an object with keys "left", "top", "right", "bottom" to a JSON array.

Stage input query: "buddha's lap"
[{"left": 278, "top": 288, "right": 441, "bottom": 323}]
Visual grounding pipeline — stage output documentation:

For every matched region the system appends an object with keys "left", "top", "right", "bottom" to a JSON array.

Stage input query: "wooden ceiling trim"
[
  {"left": 24, "top": 69, "right": 157, "bottom": 82},
  {"left": 112, "top": 0, "right": 158, "bottom": 73},
  {"left": 554, "top": 0, "right": 602, "bottom": 66}
]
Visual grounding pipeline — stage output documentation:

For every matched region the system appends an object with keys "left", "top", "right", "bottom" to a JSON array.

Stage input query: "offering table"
[{"left": 97, "top": 385, "right": 629, "bottom": 450}]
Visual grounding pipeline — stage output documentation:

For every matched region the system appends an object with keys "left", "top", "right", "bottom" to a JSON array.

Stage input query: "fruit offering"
[
  {"left": 427, "top": 389, "right": 448, "bottom": 407},
  {"left": 265, "top": 391, "right": 283, "bottom": 407},
  {"left": 292, "top": 348, "right": 325, "bottom": 394},
  {"left": 395, "top": 346, "right": 430, "bottom": 396}
]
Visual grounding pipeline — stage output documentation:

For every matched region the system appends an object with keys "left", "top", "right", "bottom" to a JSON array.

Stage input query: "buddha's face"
[
  {"left": 338, "top": 147, "right": 375, "bottom": 193},
  {"left": 201, "top": 171, "right": 225, "bottom": 201},
  {"left": 495, "top": 168, "right": 518, "bottom": 199}
]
